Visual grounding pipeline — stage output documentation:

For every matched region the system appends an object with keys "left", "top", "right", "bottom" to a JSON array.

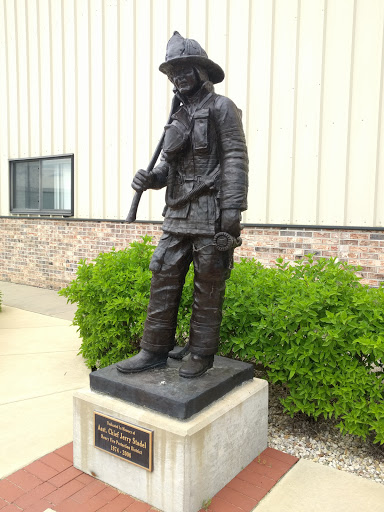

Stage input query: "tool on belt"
[
  {"left": 193, "top": 232, "right": 242, "bottom": 253},
  {"left": 213, "top": 232, "right": 242, "bottom": 251}
]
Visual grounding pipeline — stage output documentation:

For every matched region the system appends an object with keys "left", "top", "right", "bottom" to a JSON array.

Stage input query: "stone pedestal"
[{"left": 73, "top": 356, "right": 268, "bottom": 512}]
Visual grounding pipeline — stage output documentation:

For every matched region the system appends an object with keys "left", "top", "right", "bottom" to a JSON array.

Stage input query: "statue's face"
[{"left": 172, "top": 65, "right": 200, "bottom": 96}]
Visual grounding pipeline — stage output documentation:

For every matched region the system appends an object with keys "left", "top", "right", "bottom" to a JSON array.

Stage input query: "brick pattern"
[
  {"left": 238, "top": 227, "right": 384, "bottom": 287},
  {"left": 199, "top": 447, "right": 298, "bottom": 512},
  {"left": 0, "top": 443, "right": 298, "bottom": 512},
  {"left": 1, "top": 217, "right": 382, "bottom": 289},
  {"left": 0, "top": 443, "right": 159, "bottom": 512},
  {"left": 0, "top": 218, "right": 163, "bottom": 290}
]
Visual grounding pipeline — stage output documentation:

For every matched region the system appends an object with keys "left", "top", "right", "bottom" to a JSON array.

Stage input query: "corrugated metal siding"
[{"left": 1, "top": 0, "right": 384, "bottom": 226}]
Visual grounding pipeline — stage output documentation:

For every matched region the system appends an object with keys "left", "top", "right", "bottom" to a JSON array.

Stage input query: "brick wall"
[
  {"left": 1, "top": 217, "right": 384, "bottom": 290},
  {"left": 239, "top": 227, "right": 384, "bottom": 287},
  {"left": 0, "top": 218, "right": 164, "bottom": 290}
]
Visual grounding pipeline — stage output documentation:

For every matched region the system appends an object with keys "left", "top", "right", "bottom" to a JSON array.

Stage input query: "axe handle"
[
  {"left": 125, "top": 133, "right": 165, "bottom": 223},
  {"left": 125, "top": 95, "right": 180, "bottom": 223},
  {"left": 125, "top": 190, "right": 143, "bottom": 223}
]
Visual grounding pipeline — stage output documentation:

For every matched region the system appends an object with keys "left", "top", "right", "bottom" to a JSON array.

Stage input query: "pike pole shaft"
[{"left": 125, "top": 95, "right": 180, "bottom": 223}]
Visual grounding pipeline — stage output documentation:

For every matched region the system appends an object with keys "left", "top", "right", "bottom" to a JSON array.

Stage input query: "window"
[{"left": 10, "top": 155, "right": 74, "bottom": 215}]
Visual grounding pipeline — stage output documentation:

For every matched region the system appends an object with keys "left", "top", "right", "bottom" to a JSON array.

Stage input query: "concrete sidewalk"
[
  {"left": 1, "top": 280, "right": 384, "bottom": 512},
  {"left": 254, "top": 458, "right": 384, "bottom": 512},
  {"left": 0, "top": 281, "right": 89, "bottom": 478},
  {"left": 0, "top": 280, "right": 77, "bottom": 320}
]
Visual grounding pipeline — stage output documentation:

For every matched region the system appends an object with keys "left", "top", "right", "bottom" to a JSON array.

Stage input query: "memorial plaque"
[{"left": 94, "top": 412, "right": 153, "bottom": 471}]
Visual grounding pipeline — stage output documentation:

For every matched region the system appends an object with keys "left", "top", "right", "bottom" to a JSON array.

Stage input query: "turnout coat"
[{"left": 150, "top": 83, "right": 249, "bottom": 236}]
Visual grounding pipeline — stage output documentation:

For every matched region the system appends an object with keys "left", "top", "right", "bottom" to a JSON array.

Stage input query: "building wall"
[
  {"left": 1, "top": 0, "right": 384, "bottom": 227},
  {"left": 2, "top": 0, "right": 384, "bottom": 290},
  {"left": 1, "top": 217, "right": 383, "bottom": 289}
]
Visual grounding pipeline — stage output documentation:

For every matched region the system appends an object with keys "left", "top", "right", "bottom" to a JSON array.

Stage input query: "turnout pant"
[{"left": 140, "top": 232, "right": 233, "bottom": 357}]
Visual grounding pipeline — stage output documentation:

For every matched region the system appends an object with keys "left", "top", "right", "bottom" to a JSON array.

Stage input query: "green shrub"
[
  {"left": 59, "top": 236, "right": 195, "bottom": 369},
  {"left": 220, "top": 256, "right": 384, "bottom": 444},
  {"left": 59, "top": 236, "right": 156, "bottom": 368},
  {"left": 60, "top": 238, "right": 384, "bottom": 444}
]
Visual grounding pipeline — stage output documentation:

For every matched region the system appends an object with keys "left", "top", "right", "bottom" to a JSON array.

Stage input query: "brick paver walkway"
[{"left": 0, "top": 444, "right": 298, "bottom": 512}]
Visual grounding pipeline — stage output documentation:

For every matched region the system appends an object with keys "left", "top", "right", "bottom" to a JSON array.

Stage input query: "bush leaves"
[{"left": 59, "top": 242, "right": 384, "bottom": 444}]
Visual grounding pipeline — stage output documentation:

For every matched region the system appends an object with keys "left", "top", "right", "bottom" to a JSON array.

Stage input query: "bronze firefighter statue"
[{"left": 117, "top": 31, "right": 249, "bottom": 378}]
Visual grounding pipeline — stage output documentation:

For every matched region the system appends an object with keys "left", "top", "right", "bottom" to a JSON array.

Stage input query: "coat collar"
[{"left": 175, "top": 82, "right": 215, "bottom": 114}]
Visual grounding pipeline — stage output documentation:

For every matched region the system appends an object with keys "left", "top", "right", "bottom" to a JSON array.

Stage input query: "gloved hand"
[
  {"left": 220, "top": 209, "right": 241, "bottom": 238},
  {"left": 132, "top": 169, "right": 153, "bottom": 192}
]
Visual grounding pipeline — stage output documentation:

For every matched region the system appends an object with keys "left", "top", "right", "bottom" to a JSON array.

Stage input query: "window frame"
[{"left": 9, "top": 154, "right": 74, "bottom": 216}]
